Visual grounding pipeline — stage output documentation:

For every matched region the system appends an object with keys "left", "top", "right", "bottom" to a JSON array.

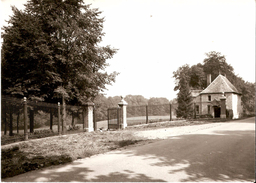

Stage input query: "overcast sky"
[{"left": 1, "top": 0, "right": 255, "bottom": 100}]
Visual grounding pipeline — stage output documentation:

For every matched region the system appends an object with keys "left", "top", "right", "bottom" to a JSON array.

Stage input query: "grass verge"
[{"left": 1, "top": 130, "right": 147, "bottom": 179}]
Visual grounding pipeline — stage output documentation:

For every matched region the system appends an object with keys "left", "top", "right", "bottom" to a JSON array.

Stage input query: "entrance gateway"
[
  {"left": 107, "top": 107, "right": 122, "bottom": 130},
  {"left": 213, "top": 106, "right": 221, "bottom": 118},
  {"left": 211, "top": 99, "right": 221, "bottom": 118}
]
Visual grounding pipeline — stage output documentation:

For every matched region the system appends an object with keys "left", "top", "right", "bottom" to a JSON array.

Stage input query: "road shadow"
[
  {"left": 3, "top": 161, "right": 166, "bottom": 182},
  {"left": 119, "top": 129, "right": 255, "bottom": 182}
]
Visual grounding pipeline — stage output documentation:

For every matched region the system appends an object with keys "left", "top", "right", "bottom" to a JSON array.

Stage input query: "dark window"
[{"left": 208, "top": 95, "right": 211, "bottom": 101}]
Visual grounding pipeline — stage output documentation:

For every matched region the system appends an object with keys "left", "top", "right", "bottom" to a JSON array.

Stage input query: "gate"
[{"left": 107, "top": 107, "right": 122, "bottom": 130}]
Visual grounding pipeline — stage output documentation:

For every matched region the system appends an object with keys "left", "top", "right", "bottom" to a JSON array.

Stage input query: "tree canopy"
[{"left": 2, "top": 0, "right": 118, "bottom": 105}]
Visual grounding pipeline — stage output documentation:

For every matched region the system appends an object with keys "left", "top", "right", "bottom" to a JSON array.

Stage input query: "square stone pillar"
[
  {"left": 118, "top": 97, "right": 128, "bottom": 129},
  {"left": 83, "top": 102, "right": 94, "bottom": 132},
  {"left": 220, "top": 94, "right": 226, "bottom": 119}
]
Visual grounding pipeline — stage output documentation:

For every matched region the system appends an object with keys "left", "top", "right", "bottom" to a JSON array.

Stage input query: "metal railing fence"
[{"left": 126, "top": 103, "right": 178, "bottom": 126}]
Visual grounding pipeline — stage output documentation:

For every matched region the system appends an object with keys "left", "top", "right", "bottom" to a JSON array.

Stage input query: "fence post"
[
  {"left": 146, "top": 105, "right": 148, "bottom": 124},
  {"left": 83, "top": 102, "right": 94, "bottom": 132},
  {"left": 29, "top": 109, "right": 34, "bottom": 133},
  {"left": 170, "top": 103, "right": 172, "bottom": 121},
  {"left": 24, "top": 97, "right": 28, "bottom": 140},
  {"left": 17, "top": 112, "right": 20, "bottom": 134},
  {"left": 118, "top": 97, "right": 128, "bottom": 129},
  {"left": 93, "top": 108, "right": 96, "bottom": 131},
  {"left": 50, "top": 109, "right": 53, "bottom": 130},
  {"left": 4, "top": 102, "right": 7, "bottom": 135},
  {"left": 58, "top": 102, "right": 61, "bottom": 135},
  {"left": 62, "top": 97, "right": 66, "bottom": 134},
  {"left": 9, "top": 108, "right": 13, "bottom": 136}
]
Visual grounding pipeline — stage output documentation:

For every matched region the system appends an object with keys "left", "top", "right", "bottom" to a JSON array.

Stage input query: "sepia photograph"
[{"left": 1, "top": 0, "right": 255, "bottom": 182}]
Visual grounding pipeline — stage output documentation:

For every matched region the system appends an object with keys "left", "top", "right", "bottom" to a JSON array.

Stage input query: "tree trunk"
[{"left": 9, "top": 108, "right": 13, "bottom": 136}]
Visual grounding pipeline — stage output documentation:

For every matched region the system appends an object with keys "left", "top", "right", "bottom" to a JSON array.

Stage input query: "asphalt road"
[{"left": 3, "top": 117, "right": 255, "bottom": 182}]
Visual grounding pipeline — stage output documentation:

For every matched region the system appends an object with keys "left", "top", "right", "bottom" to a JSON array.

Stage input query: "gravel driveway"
[{"left": 133, "top": 122, "right": 225, "bottom": 139}]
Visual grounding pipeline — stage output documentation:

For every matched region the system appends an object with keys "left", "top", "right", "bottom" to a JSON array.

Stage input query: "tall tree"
[
  {"left": 189, "top": 64, "right": 206, "bottom": 89},
  {"left": 2, "top": 0, "right": 118, "bottom": 105},
  {"left": 175, "top": 78, "right": 193, "bottom": 119},
  {"left": 203, "top": 51, "right": 234, "bottom": 81},
  {"left": 173, "top": 64, "right": 191, "bottom": 91}
]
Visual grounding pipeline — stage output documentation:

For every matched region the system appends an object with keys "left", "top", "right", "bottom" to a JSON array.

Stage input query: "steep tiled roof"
[{"left": 200, "top": 74, "right": 241, "bottom": 94}]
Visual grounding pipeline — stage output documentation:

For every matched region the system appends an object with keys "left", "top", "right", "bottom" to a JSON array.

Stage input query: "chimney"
[{"left": 207, "top": 74, "right": 211, "bottom": 86}]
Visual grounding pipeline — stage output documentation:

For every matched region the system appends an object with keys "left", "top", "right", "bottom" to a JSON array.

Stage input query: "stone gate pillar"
[
  {"left": 83, "top": 102, "right": 94, "bottom": 132},
  {"left": 118, "top": 97, "right": 128, "bottom": 129},
  {"left": 220, "top": 93, "right": 226, "bottom": 119}
]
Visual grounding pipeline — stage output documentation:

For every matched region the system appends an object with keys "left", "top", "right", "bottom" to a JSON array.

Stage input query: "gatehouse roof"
[{"left": 200, "top": 74, "right": 241, "bottom": 95}]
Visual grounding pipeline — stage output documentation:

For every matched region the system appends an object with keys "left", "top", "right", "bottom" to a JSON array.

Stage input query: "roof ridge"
[
  {"left": 200, "top": 74, "right": 240, "bottom": 94},
  {"left": 220, "top": 75, "right": 234, "bottom": 92}
]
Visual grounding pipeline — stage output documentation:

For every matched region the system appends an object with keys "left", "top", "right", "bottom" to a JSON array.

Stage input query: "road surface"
[{"left": 3, "top": 117, "right": 255, "bottom": 182}]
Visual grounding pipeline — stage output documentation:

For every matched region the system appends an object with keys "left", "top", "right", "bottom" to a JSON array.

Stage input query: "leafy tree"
[
  {"left": 240, "top": 82, "right": 255, "bottom": 115},
  {"left": 107, "top": 96, "right": 121, "bottom": 108},
  {"left": 124, "top": 95, "right": 148, "bottom": 106},
  {"left": 176, "top": 79, "right": 193, "bottom": 119},
  {"left": 93, "top": 94, "right": 108, "bottom": 121},
  {"left": 148, "top": 97, "right": 170, "bottom": 116},
  {"left": 203, "top": 51, "right": 234, "bottom": 81},
  {"left": 2, "top": 0, "right": 119, "bottom": 131},
  {"left": 173, "top": 64, "right": 206, "bottom": 91},
  {"left": 173, "top": 64, "right": 191, "bottom": 91},
  {"left": 2, "top": 0, "right": 118, "bottom": 105},
  {"left": 189, "top": 64, "right": 206, "bottom": 89}
]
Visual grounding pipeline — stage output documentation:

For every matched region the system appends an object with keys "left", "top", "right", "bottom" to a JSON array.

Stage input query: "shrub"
[
  {"left": 33, "top": 129, "right": 53, "bottom": 134},
  {"left": 226, "top": 109, "right": 233, "bottom": 119},
  {"left": 1, "top": 145, "right": 72, "bottom": 179},
  {"left": 67, "top": 125, "right": 81, "bottom": 131},
  {"left": 199, "top": 114, "right": 213, "bottom": 118}
]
